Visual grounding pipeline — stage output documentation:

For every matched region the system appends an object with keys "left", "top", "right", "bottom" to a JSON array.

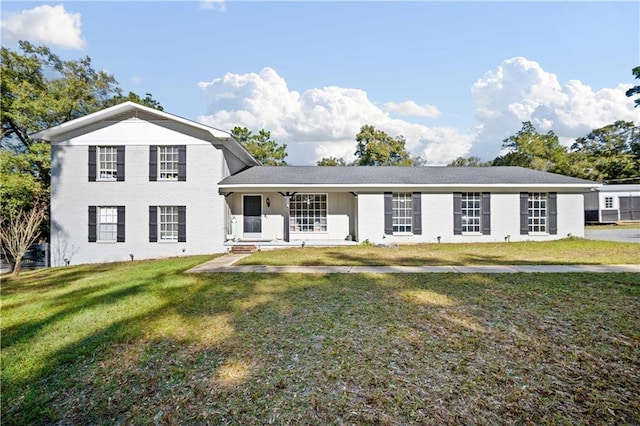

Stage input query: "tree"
[
  {"left": 569, "top": 121, "right": 639, "bottom": 182},
  {"left": 231, "top": 127, "right": 288, "bottom": 165},
  {"left": 447, "top": 156, "right": 492, "bottom": 167},
  {"left": 626, "top": 66, "right": 640, "bottom": 108},
  {"left": 354, "top": 125, "right": 422, "bottom": 166},
  {"left": 317, "top": 156, "right": 346, "bottom": 166},
  {"left": 0, "top": 201, "right": 47, "bottom": 276},
  {"left": 492, "top": 121, "right": 569, "bottom": 173},
  {"left": 1, "top": 41, "right": 163, "bottom": 151}
]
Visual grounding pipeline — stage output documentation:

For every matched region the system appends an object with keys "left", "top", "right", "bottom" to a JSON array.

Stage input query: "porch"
[{"left": 224, "top": 238, "right": 359, "bottom": 252}]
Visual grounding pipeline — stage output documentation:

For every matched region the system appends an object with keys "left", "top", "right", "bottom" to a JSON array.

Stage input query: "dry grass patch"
[
  {"left": 238, "top": 239, "right": 640, "bottom": 266},
  {"left": 2, "top": 258, "right": 639, "bottom": 424}
]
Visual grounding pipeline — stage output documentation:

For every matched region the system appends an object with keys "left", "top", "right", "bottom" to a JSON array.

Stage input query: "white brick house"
[{"left": 34, "top": 102, "right": 600, "bottom": 266}]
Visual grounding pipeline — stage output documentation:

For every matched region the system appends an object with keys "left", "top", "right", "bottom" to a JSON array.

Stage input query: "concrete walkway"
[{"left": 186, "top": 254, "right": 640, "bottom": 274}]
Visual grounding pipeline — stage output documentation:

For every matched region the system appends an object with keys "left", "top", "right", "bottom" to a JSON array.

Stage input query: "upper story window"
[
  {"left": 528, "top": 192, "right": 547, "bottom": 233},
  {"left": 604, "top": 197, "right": 614, "bottom": 209},
  {"left": 98, "top": 147, "right": 117, "bottom": 180},
  {"left": 159, "top": 146, "right": 179, "bottom": 180},
  {"left": 289, "top": 194, "right": 327, "bottom": 233},
  {"left": 149, "top": 145, "right": 186, "bottom": 181},
  {"left": 89, "top": 146, "right": 124, "bottom": 182},
  {"left": 392, "top": 192, "right": 413, "bottom": 233},
  {"left": 461, "top": 192, "right": 481, "bottom": 233}
]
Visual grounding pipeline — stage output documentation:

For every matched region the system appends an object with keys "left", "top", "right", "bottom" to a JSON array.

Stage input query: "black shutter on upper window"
[
  {"left": 88, "top": 206, "right": 97, "bottom": 242},
  {"left": 481, "top": 192, "right": 491, "bottom": 235},
  {"left": 520, "top": 192, "right": 529, "bottom": 235},
  {"left": 178, "top": 206, "right": 186, "bottom": 242},
  {"left": 88, "top": 146, "right": 97, "bottom": 181},
  {"left": 116, "top": 146, "right": 125, "bottom": 181},
  {"left": 453, "top": 192, "right": 462, "bottom": 235},
  {"left": 149, "top": 206, "right": 157, "bottom": 242},
  {"left": 149, "top": 146, "right": 157, "bottom": 181},
  {"left": 384, "top": 192, "right": 393, "bottom": 235},
  {"left": 548, "top": 192, "right": 557, "bottom": 235},
  {"left": 117, "top": 206, "right": 125, "bottom": 242},
  {"left": 412, "top": 192, "right": 422, "bottom": 235},
  {"left": 178, "top": 146, "right": 186, "bottom": 181}
]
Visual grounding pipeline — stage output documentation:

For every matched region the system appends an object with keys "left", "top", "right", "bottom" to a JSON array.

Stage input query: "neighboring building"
[
  {"left": 35, "top": 102, "right": 600, "bottom": 266},
  {"left": 584, "top": 184, "right": 640, "bottom": 223}
]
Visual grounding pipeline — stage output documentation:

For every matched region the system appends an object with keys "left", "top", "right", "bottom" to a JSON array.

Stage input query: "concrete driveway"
[{"left": 585, "top": 227, "right": 640, "bottom": 243}]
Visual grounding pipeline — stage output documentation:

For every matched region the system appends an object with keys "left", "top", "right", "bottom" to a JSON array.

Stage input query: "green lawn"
[
  {"left": 2, "top": 256, "right": 639, "bottom": 424},
  {"left": 238, "top": 239, "right": 640, "bottom": 266}
]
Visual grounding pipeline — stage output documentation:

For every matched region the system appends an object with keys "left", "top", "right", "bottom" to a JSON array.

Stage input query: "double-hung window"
[
  {"left": 88, "top": 206, "right": 124, "bottom": 243},
  {"left": 98, "top": 207, "right": 118, "bottom": 242},
  {"left": 392, "top": 192, "right": 413, "bottom": 233},
  {"left": 98, "top": 147, "right": 117, "bottom": 180},
  {"left": 528, "top": 192, "right": 547, "bottom": 233},
  {"left": 461, "top": 192, "right": 481, "bottom": 233},
  {"left": 159, "top": 146, "right": 179, "bottom": 180},
  {"left": 159, "top": 206, "right": 179, "bottom": 241},
  {"left": 289, "top": 194, "right": 327, "bottom": 233}
]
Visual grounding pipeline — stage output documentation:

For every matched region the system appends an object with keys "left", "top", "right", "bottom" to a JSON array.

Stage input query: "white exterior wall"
[
  {"left": 356, "top": 191, "right": 585, "bottom": 245},
  {"left": 226, "top": 192, "right": 356, "bottom": 241},
  {"left": 50, "top": 118, "right": 234, "bottom": 266}
]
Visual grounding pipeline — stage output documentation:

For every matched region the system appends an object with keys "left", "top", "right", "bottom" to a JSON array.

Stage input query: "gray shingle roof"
[{"left": 219, "top": 166, "right": 597, "bottom": 186}]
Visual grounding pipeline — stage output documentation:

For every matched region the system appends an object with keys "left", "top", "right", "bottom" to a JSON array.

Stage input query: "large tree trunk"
[{"left": 11, "top": 255, "right": 22, "bottom": 276}]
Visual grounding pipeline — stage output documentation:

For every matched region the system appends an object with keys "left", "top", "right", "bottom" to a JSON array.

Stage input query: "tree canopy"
[
  {"left": 626, "top": 66, "right": 640, "bottom": 108},
  {"left": 354, "top": 125, "right": 422, "bottom": 166},
  {"left": 447, "top": 156, "right": 492, "bottom": 167},
  {"left": 568, "top": 120, "right": 639, "bottom": 182},
  {"left": 492, "top": 121, "right": 569, "bottom": 174},
  {"left": 317, "top": 156, "right": 347, "bottom": 166},
  {"left": 231, "top": 127, "right": 288, "bottom": 166}
]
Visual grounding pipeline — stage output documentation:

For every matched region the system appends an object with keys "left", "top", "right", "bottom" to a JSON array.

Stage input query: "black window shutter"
[
  {"left": 149, "top": 146, "right": 157, "bottom": 181},
  {"left": 178, "top": 145, "right": 187, "bottom": 181},
  {"left": 149, "top": 206, "right": 157, "bottom": 242},
  {"left": 178, "top": 206, "right": 186, "bottom": 242},
  {"left": 520, "top": 192, "right": 529, "bottom": 235},
  {"left": 116, "top": 146, "right": 125, "bottom": 182},
  {"left": 412, "top": 192, "right": 422, "bottom": 235},
  {"left": 88, "top": 146, "right": 96, "bottom": 181},
  {"left": 548, "top": 192, "right": 557, "bottom": 235},
  {"left": 384, "top": 192, "right": 393, "bottom": 235},
  {"left": 88, "top": 206, "right": 97, "bottom": 242},
  {"left": 481, "top": 192, "right": 491, "bottom": 235},
  {"left": 453, "top": 192, "right": 462, "bottom": 235},
  {"left": 117, "top": 206, "right": 126, "bottom": 242}
]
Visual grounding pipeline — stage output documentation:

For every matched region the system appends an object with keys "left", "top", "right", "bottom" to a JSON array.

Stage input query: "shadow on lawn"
[{"left": 3, "top": 266, "right": 639, "bottom": 425}]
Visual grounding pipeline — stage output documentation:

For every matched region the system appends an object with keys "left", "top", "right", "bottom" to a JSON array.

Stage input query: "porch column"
[{"left": 283, "top": 195, "right": 291, "bottom": 242}]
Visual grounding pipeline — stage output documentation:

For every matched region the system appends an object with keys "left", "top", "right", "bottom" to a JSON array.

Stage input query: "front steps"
[{"left": 230, "top": 245, "right": 258, "bottom": 254}]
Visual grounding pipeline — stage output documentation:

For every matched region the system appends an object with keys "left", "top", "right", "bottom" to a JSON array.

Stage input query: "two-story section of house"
[{"left": 33, "top": 102, "right": 258, "bottom": 266}]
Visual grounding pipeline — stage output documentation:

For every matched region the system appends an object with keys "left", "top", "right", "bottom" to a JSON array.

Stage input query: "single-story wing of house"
[
  {"left": 584, "top": 184, "right": 640, "bottom": 223},
  {"left": 33, "top": 101, "right": 600, "bottom": 266}
]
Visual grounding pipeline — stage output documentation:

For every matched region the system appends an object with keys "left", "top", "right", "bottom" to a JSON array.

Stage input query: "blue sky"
[{"left": 2, "top": 1, "right": 638, "bottom": 164}]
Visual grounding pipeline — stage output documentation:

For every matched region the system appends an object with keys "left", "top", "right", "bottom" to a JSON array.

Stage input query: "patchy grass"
[
  {"left": 238, "top": 239, "right": 640, "bottom": 266},
  {"left": 2, "top": 257, "right": 639, "bottom": 424}
]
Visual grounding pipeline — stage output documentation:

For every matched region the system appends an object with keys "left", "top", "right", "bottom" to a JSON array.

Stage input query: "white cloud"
[
  {"left": 0, "top": 5, "right": 86, "bottom": 49},
  {"left": 197, "top": 68, "right": 472, "bottom": 165},
  {"left": 470, "top": 57, "right": 637, "bottom": 159},
  {"left": 197, "top": 59, "right": 635, "bottom": 165},
  {"left": 200, "top": 0, "right": 225, "bottom": 12},
  {"left": 131, "top": 76, "right": 143, "bottom": 85},
  {"left": 382, "top": 101, "right": 441, "bottom": 118}
]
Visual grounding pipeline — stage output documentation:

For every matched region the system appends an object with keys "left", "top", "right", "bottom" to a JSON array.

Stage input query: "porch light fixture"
[{"left": 266, "top": 197, "right": 270, "bottom": 208}]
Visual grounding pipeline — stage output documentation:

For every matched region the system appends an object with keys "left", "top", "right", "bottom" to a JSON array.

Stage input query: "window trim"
[
  {"left": 97, "top": 146, "right": 118, "bottom": 181},
  {"left": 158, "top": 146, "right": 179, "bottom": 181},
  {"left": 97, "top": 206, "right": 118, "bottom": 242},
  {"left": 392, "top": 192, "right": 413, "bottom": 234},
  {"left": 289, "top": 193, "right": 328, "bottom": 234},
  {"left": 159, "top": 206, "right": 179, "bottom": 241},
  {"left": 528, "top": 192, "right": 548, "bottom": 234},
  {"left": 461, "top": 192, "right": 481, "bottom": 234}
]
